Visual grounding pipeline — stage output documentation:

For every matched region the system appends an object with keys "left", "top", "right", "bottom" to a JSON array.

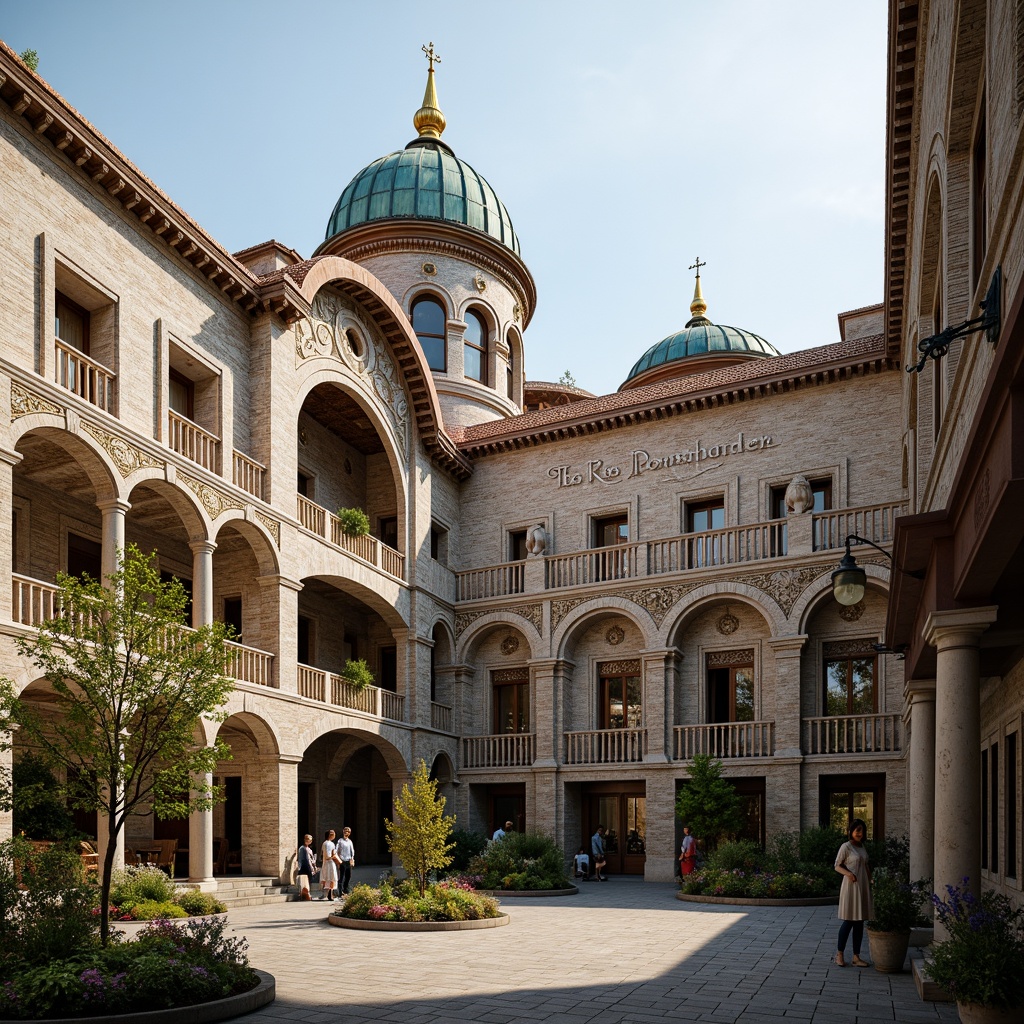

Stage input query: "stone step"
[
  {"left": 911, "top": 957, "right": 952, "bottom": 1002},
  {"left": 215, "top": 876, "right": 277, "bottom": 891}
]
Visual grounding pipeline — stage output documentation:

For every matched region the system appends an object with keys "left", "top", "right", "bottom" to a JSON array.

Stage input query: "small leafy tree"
[
  {"left": 19, "top": 49, "right": 39, "bottom": 72},
  {"left": 336, "top": 507, "right": 370, "bottom": 536},
  {"left": 0, "top": 544, "right": 233, "bottom": 945},
  {"left": 340, "top": 658, "right": 375, "bottom": 690},
  {"left": 558, "top": 369, "right": 577, "bottom": 387},
  {"left": 386, "top": 760, "right": 454, "bottom": 896},
  {"left": 675, "top": 753, "right": 744, "bottom": 853}
]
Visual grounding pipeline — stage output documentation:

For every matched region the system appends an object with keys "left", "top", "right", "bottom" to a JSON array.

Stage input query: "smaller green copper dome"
[
  {"left": 325, "top": 139, "right": 520, "bottom": 255},
  {"left": 625, "top": 322, "right": 779, "bottom": 381}
]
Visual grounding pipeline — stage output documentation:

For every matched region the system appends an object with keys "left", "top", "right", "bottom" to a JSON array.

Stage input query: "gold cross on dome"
[
  {"left": 422, "top": 42, "right": 442, "bottom": 70},
  {"left": 689, "top": 257, "right": 706, "bottom": 277}
]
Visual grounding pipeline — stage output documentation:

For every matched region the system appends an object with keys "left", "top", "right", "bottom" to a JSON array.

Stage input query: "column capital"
[
  {"left": 528, "top": 657, "right": 575, "bottom": 675},
  {"left": 923, "top": 606, "right": 998, "bottom": 649},
  {"left": 0, "top": 446, "right": 23, "bottom": 468},
  {"left": 766, "top": 634, "right": 809, "bottom": 656},
  {"left": 392, "top": 628, "right": 433, "bottom": 646},
  {"left": 904, "top": 678, "right": 936, "bottom": 703},
  {"left": 256, "top": 573, "right": 303, "bottom": 592},
  {"left": 639, "top": 647, "right": 681, "bottom": 666},
  {"left": 96, "top": 497, "right": 132, "bottom": 515},
  {"left": 189, "top": 538, "right": 217, "bottom": 556}
]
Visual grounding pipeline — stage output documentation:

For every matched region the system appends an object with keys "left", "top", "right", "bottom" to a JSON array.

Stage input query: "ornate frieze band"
[
  {"left": 455, "top": 602, "right": 543, "bottom": 640},
  {"left": 293, "top": 290, "right": 410, "bottom": 458},
  {"left": 11, "top": 382, "right": 63, "bottom": 420},
  {"left": 706, "top": 649, "right": 755, "bottom": 667},
  {"left": 178, "top": 471, "right": 246, "bottom": 519},
  {"left": 598, "top": 659, "right": 641, "bottom": 675},
  {"left": 823, "top": 638, "right": 878, "bottom": 658},
  {"left": 254, "top": 509, "right": 281, "bottom": 547},
  {"left": 492, "top": 667, "right": 529, "bottom": 683}
]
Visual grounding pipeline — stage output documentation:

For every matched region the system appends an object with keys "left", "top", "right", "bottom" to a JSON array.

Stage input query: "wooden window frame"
[
  {"left": 55, "top": 290, "right": 91, "bottom": 354},
  {"left": 463, "top": 308, "right": 488, "bottom": 385},
  {"left": 492, "top": 669, "right": 530, "bottom": 734},
  {"left": 598, "top": 660, "right": 642, "bottom": 730},
  {"left": 686, "top": 497, "right": 725, "bottom": 533},
  {"left": 823, "top": 643, "right": 878, "bottom": 715},
  {"left": 412, "top": 296, "right": 447, "bottom": 372}
]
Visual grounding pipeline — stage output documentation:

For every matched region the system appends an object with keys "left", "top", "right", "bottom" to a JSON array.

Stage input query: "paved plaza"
[{"left": 225, "top": 878, "right": 957, "bottom": 1024}]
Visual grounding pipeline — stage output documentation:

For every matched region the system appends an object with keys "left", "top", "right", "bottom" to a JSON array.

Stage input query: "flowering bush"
[
  {"left": 681, "top": 867, "right": 831, "bottom": 899},
  {"left": 867, "top": 866, "right": 930, "bottom": 931},
  {"left": 337, "top": 880, "right": 500, "bottom": 922},
  {"left": 927, "top": 879, "right": 1024, "bottom": 1010}
]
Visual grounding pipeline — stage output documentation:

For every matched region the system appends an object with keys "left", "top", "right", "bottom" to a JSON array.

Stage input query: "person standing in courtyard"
[
  {"left": 591, "top": 825, "right": 607, "bottom": 881},
  {"left": 492, "top": 820, "right": 512, "bottom": 842},
  {"left": 678, "top": 825, "right": 697, "bottom": 876},
  {"left": 296, "top": 834, "right": 318, "bottom": 900},
  {"left": 319, "top": 829, "right": 340, "bottom": 901},
  {"left": 834, "top": 818, "right": 873, "bottom": 967},
  {"left": 336, "top": 826, "right": 355, "bottom": 897}
]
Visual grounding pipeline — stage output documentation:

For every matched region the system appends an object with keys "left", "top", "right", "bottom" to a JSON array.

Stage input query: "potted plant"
[
  {"left": 927, "top": 880, "right": 1024, "bottom": 1023},
  {"left": 336, "top": 507, "right": 370, "bottom": 537},
  {"left": 340, "top": 658, "right": 375, "bottom": 690},
  {"left": 865, "top": 866, "right": 930, "bottom": 972}
]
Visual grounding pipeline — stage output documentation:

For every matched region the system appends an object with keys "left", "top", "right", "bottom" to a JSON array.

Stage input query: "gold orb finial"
[
  {"left": 688, "top": 257, "right": 708, "bottom": 319},
  {"left": 414, "top": 42, "right": 446, "bottom": 139}
]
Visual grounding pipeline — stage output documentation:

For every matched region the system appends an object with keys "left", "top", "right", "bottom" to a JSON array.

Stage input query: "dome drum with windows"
[{"left": 621, "top": 264, "right": 780, "bottom": 390}]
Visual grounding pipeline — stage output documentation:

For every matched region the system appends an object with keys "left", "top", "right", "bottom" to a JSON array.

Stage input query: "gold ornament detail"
[
  {"left": 254, "top": 509, "right": 281, "bottom": 547},
  {"left": 422, "top": 261, "right": 437, "bottom": 276},
  {"left": 11, "top": 382, "right": 62, "bottom": 420},
  {"left": 82, "top": 422, "right": 163, "bottom": 478},
  {"left": 178, "top": 472, "right": 245, "bottom": 519},
  {"left": 473, "top": 272, "right": 487, "bottom": 293}
]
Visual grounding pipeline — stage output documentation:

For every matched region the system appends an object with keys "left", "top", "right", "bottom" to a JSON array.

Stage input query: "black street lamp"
[{"left": 831, "top": 534, "right": 895, "bottom": 606}]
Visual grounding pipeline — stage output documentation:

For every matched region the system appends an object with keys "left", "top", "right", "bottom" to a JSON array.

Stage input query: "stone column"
[
  {"left": 247, "top": 753, "right": 300, "bottom": 882},
  {"left": 644, "top": 773, "right": 678, "bottom": 882},
  {"left": 924, "top": 606, "right": 997, "bottom": 938},
  {"left": 189, "top": 539, "right": 216, "bottom": 628},
  {"left": 96, "top": 498, "right": 131, "bottom": 587},
  {"left": 641, "top": 649, "right": 678, "bottom": 762},
  {"left": 188, "top": 768, "right": 215, "bottom": 889},
  {"left": 766, "top": 635, "right": 808, "bottom": 759},
  {"left": 530, "top": 658, "right": 572, "bottom": 767},
  {"left": 256, "top": 574, "right": 303, "bottom": 693},
  {"left": 394, "top": 628, "right": 434, "bottom": 728},
  {"left": 906, "top": 679, "right": 936, "bottom": 885},
  {"left": 0, "top": 447, "right": 21, "bottom": 621}
]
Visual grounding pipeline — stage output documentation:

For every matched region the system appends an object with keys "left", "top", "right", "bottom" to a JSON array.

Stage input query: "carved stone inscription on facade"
[{"left": 293, "top": 290, "right": 410, "bottom": 457}]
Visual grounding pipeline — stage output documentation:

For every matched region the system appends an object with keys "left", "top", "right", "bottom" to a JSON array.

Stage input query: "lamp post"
[{"left": 831, "top": 534, "right": 894, "bottom": 606}]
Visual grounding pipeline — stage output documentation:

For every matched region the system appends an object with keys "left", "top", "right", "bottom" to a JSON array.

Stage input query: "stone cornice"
[
  {"left": 316, "top": 220, "right": 537, "bottom": 329},
  {"left": 0, "top": 43, "right": 275, "bottom": 321}
]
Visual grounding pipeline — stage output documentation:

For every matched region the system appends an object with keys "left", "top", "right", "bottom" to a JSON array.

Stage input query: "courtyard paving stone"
[{"left": 224, "top": 878, "right": 957, "bottom": 1024}]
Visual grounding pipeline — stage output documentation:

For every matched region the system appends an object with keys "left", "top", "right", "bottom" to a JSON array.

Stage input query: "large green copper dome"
[
  {"left": 621, "top": 272, "right": 779, "bottom": 390},
  {"left": 324, "top": 138, "right": 520, "bottom": 255}
]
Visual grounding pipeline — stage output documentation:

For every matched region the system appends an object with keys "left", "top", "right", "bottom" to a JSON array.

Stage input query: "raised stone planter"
[
  {"left": 0, "top": 969, "right": 275, "bottom": 1024},
  {"left": 676, "top": 892, "right": 838, "bottom": 907},
  {"left": 328, "top": 912, "right": 509, "bottom": 931},
  {"left": 479, "top": 885, "right": 578, "bottom": 897},
  {"left": 111, "top": 911, "right": 229, "bottom": 937}
]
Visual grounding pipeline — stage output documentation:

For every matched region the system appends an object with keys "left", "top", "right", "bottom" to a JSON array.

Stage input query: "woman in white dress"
[
  {"left": 320, "top": 829, "right": 339, "bottom": 901},
  {"left": 834, "top": 818, "right": 873, "bottom": 967}
]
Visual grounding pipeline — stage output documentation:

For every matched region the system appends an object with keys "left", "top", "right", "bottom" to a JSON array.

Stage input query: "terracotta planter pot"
[
  {"left": 956, "top": 1002, "right": 1024, "bottom": 1024},
  {"left": 866, "top": 926, "right": 910, "bottom": 973}
]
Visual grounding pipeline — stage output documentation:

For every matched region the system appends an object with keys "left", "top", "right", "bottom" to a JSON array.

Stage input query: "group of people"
[
  {"left": 296, "top": 827, "right": 356, "bottom": 901},
  {"left": 572, "top": 825, "right": 610, "bottom": 881}
]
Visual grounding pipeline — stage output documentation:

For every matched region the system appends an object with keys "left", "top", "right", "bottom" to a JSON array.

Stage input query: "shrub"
[
  {"left": 798, "top": 825, "right": 847, "bottom": 867},
  {"left": 868, "top": 867, "right": 930, "bottom": 931},
  {"left": 174, "top": 889, "right": 226, "bottom": 916},
  {"left": 448, "top": 829, "right": 488, "bottom": 872},
  {"left": 467, "top": 830, "right": 570, "bottom": 890},
  {"left": 336, "top": 507, "right": 370, "bottom": 536},
  {"left": 340, "top": 658, "right": 375, "bottom": 690},
  {"left": 109, "top": 865, "right": 177, "bottom": 909},
  {"left": 128, "top": 899, "right": 188, "bottom": 920},
  {"left": 707, "top": 839, "right": 761, "bottom": 872},
  {"left": 337, "top": 879, "right": 499, "bottom": 922}
]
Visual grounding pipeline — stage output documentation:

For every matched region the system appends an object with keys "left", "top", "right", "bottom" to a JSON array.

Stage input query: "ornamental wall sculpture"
[
  {"left": 178, "top": 471, "right": 246, "bottom": 519},
  {"left": 82, "top": 422, "right": 164, "bottom": 478},
  {"left": 455, "top": 603, "right": 543, "bottom": 641},
  {"left": 10, "top": 382, "right": 63, "bottom": 420},
  {"left": 293, "top": 290, "right": 410, "bottom": 458}
]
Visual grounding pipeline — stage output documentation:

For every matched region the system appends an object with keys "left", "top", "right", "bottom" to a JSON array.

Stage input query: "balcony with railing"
[
  {"left": 564, "top": 728, "right": 647, "bottom": 765},
  {"left": 673, "top": 721, "right": 775, "bottom": 759},
  {"left": 455, "top": 501, "right": 905, "bottom": 603},
  {"left": 54, "top": 339, "right": 115, "bottom": 413},
  {"left": 461, "top": 732, "right": 535, "bottom": 768},
  {"left": 296, "top": 663, "right": 405, "bottom": 721},
  {"left": 295, "top": 497, "right": 405, "bottom": 579},
  {"left": 431, "top": 702, "right": 453, "bottom": 732},
  {"left": 803, "top": 713, "right": 902, "bottom": 755},
  {"left": 232, "top": 450, "right": 265, "bottom": 500},
  {"left": 168, "top": 410, "right": 219, "bottom": 472}
]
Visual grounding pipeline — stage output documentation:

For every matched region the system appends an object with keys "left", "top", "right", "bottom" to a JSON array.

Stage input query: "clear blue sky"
[{"left": 2, "top": 1, "right": 887, "bottom": 397}]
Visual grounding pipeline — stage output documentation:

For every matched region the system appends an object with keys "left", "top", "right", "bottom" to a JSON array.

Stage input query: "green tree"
[
  {"left": 558, "top": 369, "right": 577, "bottom": 387},
  {"left": 385, "top": 759, "right": 454, "bottom": 895},
  {"left": 675, "top": 753, "right": 744, "bottom": 853},
  {"left": 0, "top": 544, "right": 233, "bottom": 945},
  {"left": 19, "top": 49, "right": 39, "bottom": 72}
]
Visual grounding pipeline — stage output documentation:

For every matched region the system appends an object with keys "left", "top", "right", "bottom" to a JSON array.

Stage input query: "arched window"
[
  {"left": 506, "top": 338, "right": 515, "bottom": 399},
  {"left": 464, "top": 309, "right": 487, "bottom": 383},
  {"left": 412, "top": 296, "right": 447, "bottom": 372}
]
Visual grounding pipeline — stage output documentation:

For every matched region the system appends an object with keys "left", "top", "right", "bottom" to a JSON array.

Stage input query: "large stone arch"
[
  {"left": 663, "top": 586, "right": 786, "bottom": 648},
  {"left": 12, "top": 422, "right": 121, "bottom": 504},
  {"left": 126, "top": 476, "right": 210, "bottom": 545},
  {"left": 212, "top": 512, "right": 280, "bottom": 578},
  {"left": 456, "top": 612, "right": 542, "bottom": 665},
  {"left": 552, "top": 597, "right": 657, "bottom": 661},
  {"left": 793, "top": 565, "right": 891, "bottom": 635}
]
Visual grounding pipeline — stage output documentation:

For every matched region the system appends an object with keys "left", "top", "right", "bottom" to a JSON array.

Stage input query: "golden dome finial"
[
  {"left": 414, "top": 42, "right": 446, "bottom": 140},
  {"left": 688, "top": 256, "right": 708, "bottom": 319}
]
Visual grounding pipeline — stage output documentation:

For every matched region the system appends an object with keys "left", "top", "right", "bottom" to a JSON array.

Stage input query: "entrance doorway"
[
  {"left": 489, "top": 784, "right": 526, "bottom": 836},
  {"left": 583, "top": 783, "right": 646, "bottom": 875}
]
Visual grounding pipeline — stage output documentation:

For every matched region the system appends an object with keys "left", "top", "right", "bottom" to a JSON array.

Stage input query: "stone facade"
[{"left": 0, "top": 40, "right": 910, "bottom": 885}]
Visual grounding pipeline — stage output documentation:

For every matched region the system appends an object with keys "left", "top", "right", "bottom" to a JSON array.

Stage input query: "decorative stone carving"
[
  {"left": 707, "top": 649, "right": 755, "bottom": 667},
  {"left": 616, "top": 583, "right": 702, "bottom": 626},
  {"left": 784, "top": 474, "right": 814, "bottom": 514},
  {"left": 605, "top": 625, "right": 625, "bottom": 646},
  {"left": 473, "top": 272, "right": 487, "bottom": 293},
  {"left": 551, "top": 598, "right": 588, "bottom": 630},
  {"left": 823, "top": 638, "right": 878, "bottom": 658},
  {"left": 525, "top": 524, "right": 547, "bottom": 557},
  {"left": 82, "top": 422, "right": 163, "bottom": 478},
  {"left": 741, "top": 565, "right": 825, "bottom": 617},
  {"left": 597, "top": 659, "right": 641, "bottom": 675},
  {"left": 421, "top": 261, "right": 437, "bottom": 276},
  {"left": 178, "top": 471, "right": 245, "bottom": 519},
  {"left": 838, "top": 600, "right": 865, "bottom": 622},
  {"left": 493, "top": 667, "right": 529, "bottom": 683},
  {"left": 11, "top": 382, "right": 62, "bottom": 420},
  {"left": 717, "top": 612, "right": 740, "bottom": 635},
  {"left": 293, "top": 290, "right": 410, "bottom": 458},
  {"left": 500, "top": 635, "right": 520, "bottom": 655},
  {"left": 512, "top": 302, "right": 521, "bottom": 323},
  {"left": 455, "top": 603, "right": 542, "bottom": 640},
  {"left": 254, "top": 509, "right": 281, "bottom": 547}
]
